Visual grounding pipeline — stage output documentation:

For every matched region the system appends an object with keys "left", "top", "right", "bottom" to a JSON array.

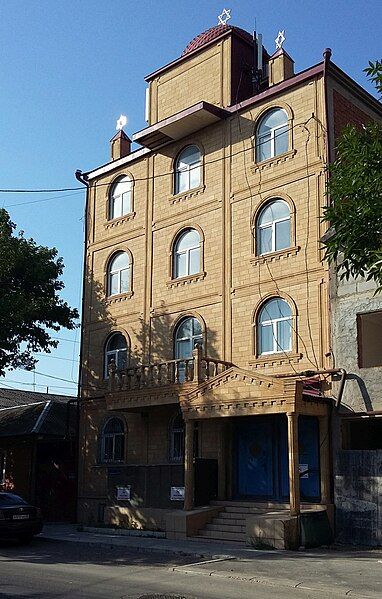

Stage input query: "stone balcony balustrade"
[{"left": 108, "top": 345, "right": 232, "bottom": 394}]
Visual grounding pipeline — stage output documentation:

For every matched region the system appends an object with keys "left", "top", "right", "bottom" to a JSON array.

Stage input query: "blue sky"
[{"left": 1, "top": 0, "right": 381, "bottom": 395}]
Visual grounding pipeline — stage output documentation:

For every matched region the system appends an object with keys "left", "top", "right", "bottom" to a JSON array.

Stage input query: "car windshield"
[{"left": 0, "top": 493, "right": 28, "bottom": 506}]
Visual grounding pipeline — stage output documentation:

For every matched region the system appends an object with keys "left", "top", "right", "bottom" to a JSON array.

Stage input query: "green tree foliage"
[
  {"left": 322, "top": 61, "right": 382, "bottom": 291},
  {"left": 0, "top": 209, "right": 79, "bottom": 375}
]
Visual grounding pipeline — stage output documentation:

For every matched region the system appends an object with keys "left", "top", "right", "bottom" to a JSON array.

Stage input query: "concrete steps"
[{"left": 196, "top": 502, "right": 256, "bottom": 543}]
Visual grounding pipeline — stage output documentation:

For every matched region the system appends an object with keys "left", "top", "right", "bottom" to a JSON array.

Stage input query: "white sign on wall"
[
  {"left": 116, "top": 486, "right": 131, "bottom": 500},
  {"left": 170, "top": 486, "right": 185, "bottom": 501}
]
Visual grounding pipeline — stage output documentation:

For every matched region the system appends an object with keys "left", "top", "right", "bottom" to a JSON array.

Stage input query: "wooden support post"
[
  {"left": 184, "top": 419, "right": 195, "bottom": 511},
  {"left": 287, "top": 412, "right": 300, "bottom": 516},
  {"left": 319, "top": 415, "right": 331, "bottom": 504}
]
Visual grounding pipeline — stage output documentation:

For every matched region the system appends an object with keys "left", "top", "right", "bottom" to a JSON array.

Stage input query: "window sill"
[
  {"left": 106, "top": 291, "right": 133, "bottom": 305},
  {"left": 250, "top": 246, "right": 300, "bottom": 266},
  {"left": 167, "top": 272, "right": 206, "bottom": 288},
  {"left": 248, "top": 352, "right": 303, "bottom": 369},
  {"left": 105, "top": 212, "right": 136, "bottom": 229},
  {"left": 170, "top": 185, "right": 205, "bottom": 205},
  {"left": 252, "top": 149, "right": 296, "bottom": 172}
]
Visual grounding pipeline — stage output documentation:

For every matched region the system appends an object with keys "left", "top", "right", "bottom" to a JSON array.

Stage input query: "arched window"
[
  {"left": 257, "top": 298, "right": 292, "bottom": 355},
  {"left": 109, "top": 175, "right": 132, "bottom": 220},
  {"left": 104, "top": 333, "right": 128, "bottom": 377},
  {"left": 101, "top": 417, "right": 125, "bottom": 462},
  {"left": 256, "top": 199, "right": 291, "bottom": 255},
  {"left": 174, "top": 145, "right": 201, "bottom": 194},
  {"left": 174, "top": 317, "right": 203, "bottom": 361},
  {"left": 107, "top": 251, "right": 131, "bottom": 296},
  {"left": 169, "top": 412, "right": 184, "bottom": 462},
  {"left": 173, "top": 229, "right": 201, "bottom": 278},
  {"left": 255, "top": 109, "right": 288, "bottom": 162}
]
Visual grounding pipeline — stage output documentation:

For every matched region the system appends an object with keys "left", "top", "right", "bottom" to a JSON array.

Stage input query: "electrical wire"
[{"left": 0, "top": 120, "right": 326, "bottom": 197}]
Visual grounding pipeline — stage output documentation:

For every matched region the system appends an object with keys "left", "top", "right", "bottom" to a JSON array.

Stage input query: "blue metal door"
[
  {"left": 235, "top": 415, "right": 320, "bottom": 501},
  {"left": 298, "top": 416, "right": 320, "bottom": 501},
  {"left": 235, "top": 416, "right": 289, "bottom": 500}
]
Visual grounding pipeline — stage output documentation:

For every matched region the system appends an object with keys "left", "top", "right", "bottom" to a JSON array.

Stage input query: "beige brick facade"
[{"left": 77, "top": 25, "right": 375, "bottom": 532}]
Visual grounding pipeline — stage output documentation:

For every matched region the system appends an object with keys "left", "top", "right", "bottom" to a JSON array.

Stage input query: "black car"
[{"left": 0, "top": 492, "right": 43, "bottom": 542}]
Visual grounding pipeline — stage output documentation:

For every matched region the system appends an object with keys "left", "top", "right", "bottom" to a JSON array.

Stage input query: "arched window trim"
[
  {"left": 107, "top": 173, "right": 134, "bottom": 221},
  {"left": 168, "top": 225, "right": 205, "bottom": 283},
  {"left": 173, "top": 144, "right": 203, "bottom": 196},
  {"left": 172, "top": 313, "right": 207, "bottom": 358},
  {"left": 251, "top": 195, "right": 297, "bottom": 259},
  {"left": 172, "top": 228, "right": 202, "bottom": 279},
  {"left": 105, "top": 249, "right": 133, "bottom": 298},
  {"left": 104, "top": 331, "right": 130, "bottom": 379},
  {"left": 100, "top": 416, "right": 126, "bottom": 463},
  {"left": 254, "top": 198, "right": 291, "bottom": 256},
  {"left": 252, "top": 294, "right": 298, "bottom": 358},
  {"left": 253, "top": 104, "right": 294, "bottom": 165}
]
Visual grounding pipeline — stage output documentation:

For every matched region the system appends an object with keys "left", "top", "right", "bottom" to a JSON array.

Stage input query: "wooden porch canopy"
[{"left": 179, "top": 366, "right": 331, "bottom": 514}]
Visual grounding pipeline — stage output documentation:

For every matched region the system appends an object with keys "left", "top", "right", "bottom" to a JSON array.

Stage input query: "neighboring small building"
[
  {"left": 0, "top": 389, "right": 77, "bottom": 522},
  {"left": 330, "top": 274, "right": 382, "bottom": 546}
]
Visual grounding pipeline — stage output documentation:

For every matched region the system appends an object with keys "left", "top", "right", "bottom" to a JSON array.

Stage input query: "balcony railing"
[{"left": 108, "top": 345, "right": 232, "bottom": 392}]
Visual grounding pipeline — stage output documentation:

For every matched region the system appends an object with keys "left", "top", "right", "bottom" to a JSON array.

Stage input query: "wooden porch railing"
[{"left": 108, "top": 345, "right": 232, "bottom": 392}]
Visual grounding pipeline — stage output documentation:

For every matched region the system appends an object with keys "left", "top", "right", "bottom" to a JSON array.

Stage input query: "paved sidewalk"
[
  {"left": 39, "top": 523, "right": 263, "bottom": 559},
  {"left": 38, "top": 524, "right": 382, "bottom": 597}
]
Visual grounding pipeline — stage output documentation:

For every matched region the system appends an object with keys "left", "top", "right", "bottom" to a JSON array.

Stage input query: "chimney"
[
  {"left": 110, "top": 130, "right": 131, "bottom": 161},
  {"left": 268, "top": 48, "right": 294, "bottom": 86}
]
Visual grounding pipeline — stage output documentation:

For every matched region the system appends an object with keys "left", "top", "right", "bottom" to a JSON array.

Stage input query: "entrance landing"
[{"left": 195, "top": 501, "right": 332, "bottom": 549}]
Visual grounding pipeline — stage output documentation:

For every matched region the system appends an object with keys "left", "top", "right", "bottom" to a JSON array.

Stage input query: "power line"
[{"left": 0, "top": 120, "right": 319, "bottom": 197}]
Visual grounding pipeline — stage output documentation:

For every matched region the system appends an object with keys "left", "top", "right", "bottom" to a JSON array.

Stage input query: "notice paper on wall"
[
  {"left": 116, "top": 485, "right": 131, "bottom": 500},
  {"left": 170, "top": 486, "right": 185, "bottom": 501}
]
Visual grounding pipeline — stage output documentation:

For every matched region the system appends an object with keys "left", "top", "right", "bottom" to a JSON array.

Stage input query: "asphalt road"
[{"left": 0, "top": 538, "right": 380, "bottom": 599}]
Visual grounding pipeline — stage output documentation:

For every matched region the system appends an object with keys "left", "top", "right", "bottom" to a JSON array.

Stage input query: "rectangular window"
[
  {"left": 342, "top": 418, "right": 382, "bottom": 449},
  {"left": 274, "top": 125, "right": 288, "bottom": 155},
  {"left": 357, "top": 311, "right": 382, "bottom": 368},
  {"left": 120, "top": 268, "right": 130, "bottom": 293},
  {"left": 259, "top": 225, "right": 273, "bottom": 254}
]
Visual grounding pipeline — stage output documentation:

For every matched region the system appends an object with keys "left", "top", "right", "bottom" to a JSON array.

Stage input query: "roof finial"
[
  {"left": 275, "top": 30, "right": 286, "bottom": 50},
  {"left": 116, "top": 114, "right": 127, "bottom": 131},
  {"left": 218, "top": 8, "right": 231, "bottom": 25}
]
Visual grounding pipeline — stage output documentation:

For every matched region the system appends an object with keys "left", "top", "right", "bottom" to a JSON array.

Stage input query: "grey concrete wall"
[
  {"left": 330, "top": 273, "right": 382, "bottom": 413},
  {"left": 335, "top": 450, "right": 382, "bottom": 546},
  {"left": 331, "top": 270, "right": 382, "bottom": 546}
]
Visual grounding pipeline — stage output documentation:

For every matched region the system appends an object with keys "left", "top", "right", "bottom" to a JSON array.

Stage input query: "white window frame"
[
  {"left": 174, "top": 317, "right": 203, "bottom": 361},
  {"left": 175, "top": 146, "right": 202, "bottom": 194},
  {"left": 101, "top": 418, "right": 125, "bottom": 463},
  {"left": 257, "top": 200, "right": 290, "bottom": 255},
  {"left": 256, "top": 109, "right": 288, "bottom": 162},
  {"left": 258, "top": 300, "right": 292, "bottom": 355},
  {"left": 173, "top": 230, "right": 201, "bottom": 278},
  {"left": 107, "top": 252, "right": 131, "bottom": 296},
  {"left": 104, "top": 334, "right": 128, "bottom": 378},
  {"left": 109, "top": 176, "right": 132, "bottom": 220}
]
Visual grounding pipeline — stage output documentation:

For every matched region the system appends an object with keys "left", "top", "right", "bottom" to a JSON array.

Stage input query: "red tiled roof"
[{"left": 182, "top": 24, "right": 253, "bottom": 56}]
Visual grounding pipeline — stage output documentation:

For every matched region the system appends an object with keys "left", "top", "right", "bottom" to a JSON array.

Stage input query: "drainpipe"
[{"left": 74, "top": 168, "right": 89, "bottom": 522}]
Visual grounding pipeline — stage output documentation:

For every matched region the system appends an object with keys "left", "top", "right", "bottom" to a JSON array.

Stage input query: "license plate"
[{"left": 13, "top": 514, "right": 29, "bottom": 520}]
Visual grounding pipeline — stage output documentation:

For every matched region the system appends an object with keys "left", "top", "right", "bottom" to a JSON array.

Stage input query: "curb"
[
  {"left": 38, "top": 533, "right": 234, "bottom": 561},
  {"left": 170, "top": 566, "right": 373, "bottom": 598}
]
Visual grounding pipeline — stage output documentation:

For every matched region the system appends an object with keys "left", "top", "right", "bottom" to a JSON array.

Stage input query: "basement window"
[
  {"left": 357, "top": 311, "right": 382, "bottom": 368},
  {"left": 342, "top": 418, "right": 382, "bottom": 450}
]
